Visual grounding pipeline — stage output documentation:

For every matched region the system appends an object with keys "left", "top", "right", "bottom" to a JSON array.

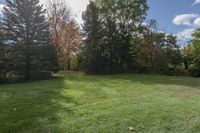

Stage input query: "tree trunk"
[
  {"left": 183, "top": 58, "right": 189, "bottom": 70},
  {"left": 67, "top": 59, "right": 71, "bottom": 70},
  {"left": 75, "top": 60, "right": 82, "bottom": 71},
  {"left": 25, "top": 53, "right": 31, "bottom": 80}
]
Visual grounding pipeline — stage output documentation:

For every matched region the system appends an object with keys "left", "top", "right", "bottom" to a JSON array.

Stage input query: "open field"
[{"left": 1, "top": 72, "right": 200, "bottom": 133}]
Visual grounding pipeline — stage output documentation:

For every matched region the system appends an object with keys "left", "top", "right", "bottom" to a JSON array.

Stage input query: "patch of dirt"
[{"left": 167, "top": 86, "right": 200, "bottom": 97}]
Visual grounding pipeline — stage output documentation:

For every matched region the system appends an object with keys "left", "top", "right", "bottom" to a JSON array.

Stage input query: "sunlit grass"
[{"left": 1, "top": 72, "right": 200, "bottom": 133}]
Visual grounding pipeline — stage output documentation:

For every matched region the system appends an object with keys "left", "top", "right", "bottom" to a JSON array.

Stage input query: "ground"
[{"left": 1, "top": 72, "right": 200, "bottom": 133}]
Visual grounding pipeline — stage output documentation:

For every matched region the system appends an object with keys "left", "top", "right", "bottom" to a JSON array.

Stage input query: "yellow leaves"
[{"left": 47, "top": 0, "right": 82, "bottom": 68}]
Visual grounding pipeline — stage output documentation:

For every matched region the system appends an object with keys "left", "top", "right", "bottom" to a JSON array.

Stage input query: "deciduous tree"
[{"left": 47, "top": 0, "right": 81, "bottom": 70}]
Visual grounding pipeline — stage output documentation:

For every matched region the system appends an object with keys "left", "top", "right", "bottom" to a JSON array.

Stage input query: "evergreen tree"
[
  {"left": 82, "top": 1, "right": 108, "bottom": 74},
  {"left": 2, "top": 0, "right": 58, "bottom": 80},
  {"left": 0, "top": 29, "right": 5, "bottom": 72},
  {"left": 0, "top": 44, "right": 6, "bottom": 71},
  {"left": 0, "top": 27, "right": 8, "bottom": 82},
  {"left": 82, "top": 0, "right": 148, "bottom": 74},
  {"left": 101, "top": 0, "right": 148, "bottom": 73}
]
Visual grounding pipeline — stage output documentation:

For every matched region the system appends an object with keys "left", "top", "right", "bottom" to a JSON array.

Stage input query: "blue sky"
[
  {"left": 0, "top": 0, "right": 200, "bottom": 42},
  {"left": 148, "top": 0, "right": 198, "bottom": 33},
  {"left": 147, "top": 0, "right": 200, "bottom": 41}
]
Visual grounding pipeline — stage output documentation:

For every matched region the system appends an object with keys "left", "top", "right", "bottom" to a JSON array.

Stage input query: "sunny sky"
[
  {"left": 0, "top": 0, "right": 200, "bottom": 42},
  {"left": 148, "top": 0, "right": 200, "bottom": 42}
]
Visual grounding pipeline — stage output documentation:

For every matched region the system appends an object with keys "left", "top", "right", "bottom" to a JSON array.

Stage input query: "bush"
[
  {"left": 0, "top": 70, "right": 8, "bottom": 83},
  {"left": 188, "top": 65, "right": 200, "bottom": 77},
  {"left": 136, "top": 66, "right": 150, "bottom": 74},
  {"left": 4, "top": 70, "right": 52, "bottom": 82},
  {"left": 30, "top": 70, "right": 52, "bottom": 80},
  {"left": 160, "top": 65, "right": 188, "bottom": 76},
  {"left": 6, "top": 71, "right": 25, "bottom": 81}
]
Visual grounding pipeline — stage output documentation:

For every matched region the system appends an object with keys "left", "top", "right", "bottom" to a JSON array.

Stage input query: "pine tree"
[
  {"left": 82, "top": 0, "right": 148, "bottom": 74},
  {"left": 0, "top": 43, "right": 6, "bottom": 72},
  {"left": 0, "top": 26, "right": 8, "bottom": 82},
  {"left": 0, "top": 28, "right": 5, "bottom": 72},
  {"left": 2, "top": 0, "right": 58, "bottom": 80},
  {"left": 82, "top": 1, "right": 108, "bottom": 74}
]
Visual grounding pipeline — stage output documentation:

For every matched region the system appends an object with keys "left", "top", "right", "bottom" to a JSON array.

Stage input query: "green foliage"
[
  {"left": 82, "top": 0, "right": 148, "bottom": 74},
  {"left": 135, "top": 20, "right": 182, "bottom": 75},
  {"left": 30, "top": 70, "right": 52, "bottom": 80},
  {"left": 82, "top": 3, "right": 184, "bottom": 76},
  {"left": 0, "top": 30, "right": 8, "bottom": 82},
  {"left": 0, "top": 44, "right": 6, "bottom": 71},
  {"left": 187, "top": 28, "right": 200, "bottom": 77},
  {"left": 82, "top": 1, "right": 107, "bottom": 74},
  {"left": 0, "top": 28, "right": 6, "bottom": 72},
  {"left": 188, "top": 55, "right": 200, "bottom": 77},
  {"left": 6, "top": 71, "right": 25, "bottom": 82},
  {"left": 2, "top": 0, "right": 58, "bottom": 80},
  {"left": 182, "top": 44, "right": 194, "bottom": 70},
  {"left": 189, "top": 65, "right": 200, "bottom": 77},
  {"left": 0, "top": 70, "right": 8, "bottom": 82}
]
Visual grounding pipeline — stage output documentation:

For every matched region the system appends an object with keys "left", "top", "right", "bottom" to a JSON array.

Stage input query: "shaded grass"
[{"left": 1, "top": 72, "right": 200, "bottom": 132}]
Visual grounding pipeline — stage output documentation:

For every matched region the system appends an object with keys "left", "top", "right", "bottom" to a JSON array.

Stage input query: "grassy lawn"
[{"left": 1, "top": 72, "right": 200, "bottom": 133}]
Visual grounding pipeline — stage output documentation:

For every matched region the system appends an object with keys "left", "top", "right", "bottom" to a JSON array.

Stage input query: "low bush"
[
  {"left": 0, "top": 70, "right": 8, "bottom": 83},
  {"left": 6, "top": 71, "right": 25, "bottom": 81},
  {"left": 188, "top": 65, "right": 200, "bottom": 77},
  {"left": 30, "top": 70, "right": 52, "bottom": 80},
  {"left": 164, "top": 66, "right": 188, "bottom": 76},
  {"left": 3, "top": 70, "right": 52, "bottom": 82}
]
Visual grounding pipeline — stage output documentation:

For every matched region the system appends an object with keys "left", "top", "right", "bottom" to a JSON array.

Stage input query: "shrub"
[
  {"left": 0, "top": 70, "right": 8, "bottom": 83},
  {"left": 4, "top": 70, "right": 52, "bottom": 82},
  {"left": 161, "top": 65, "right": 187, "bottom": 76},
  {"left": 30, "top": 70, "right": 52, "bottom": 80},
  {"left": 188, "top": 65, "right": 200, "bottom": 77},
  {"left": 6, "top": 71, "right": 25, "bottom": 81}
]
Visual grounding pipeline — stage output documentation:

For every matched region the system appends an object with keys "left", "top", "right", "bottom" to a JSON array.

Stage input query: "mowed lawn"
[{"left": 1, "top": 72, "right": 200, "bottom": 133}]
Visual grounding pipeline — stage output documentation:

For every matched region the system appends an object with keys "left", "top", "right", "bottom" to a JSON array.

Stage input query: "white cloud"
[
  {"left": 0, "top": 4, "right": 6, "bottom": 15},
  {"left": 0, "top": 4, "right": 5, "bottom": 10},
  {"left": 40, "top": 0, "right": 89, "bottom": 24},
  {"left": 194, "top": 17, "right": 200, "bottom": 26},
  {"left": 173, "top": 14, "right": 199, "bottom": 26},
  {"left": 176, "top": 28, "right": 195, "bottom": 41},
  {"left": 0, "top": 0, "right": 89, "bottom": 25},
  {"left": 192, "top": 0, "right": 200, "bottom": 5},
  {"left": 157, "top": 30, "right": 165, "bottom": 33}
]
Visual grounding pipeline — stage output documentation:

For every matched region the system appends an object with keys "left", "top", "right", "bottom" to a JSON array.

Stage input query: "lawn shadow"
[{"left": 0, "top": 76, "right": 76, "bottom": 133}]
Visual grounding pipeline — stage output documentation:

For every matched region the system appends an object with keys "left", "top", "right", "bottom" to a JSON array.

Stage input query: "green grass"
[{"left": 1, "top": 72, "right": 200, "bottom": 133}]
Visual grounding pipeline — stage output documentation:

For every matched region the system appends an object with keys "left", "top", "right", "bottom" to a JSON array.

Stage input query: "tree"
[
  {"left": 182, "top": 44, "right": 194, "bottom": 70},
  {"left": 58, "top": 19, "right": 81, "bottom": 70},
  {"left": 82, "top": 1, "right": 106, "bottom": 74},
  {"left": 2, "top": 0, "right": 58, "bottom": 80},
  {"left": 189, "top": 28, "right": 200, "bottom": 77},
  {"left": 82, "top": 0, "right": 148, "bottom": 74},
  {"left": 135, "top": 20, "right": 182, "bottom": 75},
  {"left": 47, "top": 0, "right": 70, "bottom": 58},
  {"left": 0, "top": 43, "right": 7, "bottom": 82},
  {"left": 47, "top": 0, "right": 81, "bottom": 70},
  {"left": 153, "top": 34, "right": 182, "bottom": 75},
  {"left": 135, "top": 20, "right": 157, "bottom": 72},
  {"left": 100, "top": 0, "right": 148, "bottom": 73},
  {"left": 0, "top": 27, "right": 6, "bottom": 72}
]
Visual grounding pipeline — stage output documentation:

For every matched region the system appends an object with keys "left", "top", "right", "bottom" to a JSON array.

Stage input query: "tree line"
[
  {"left": 0, "top": 0, "right": 200, "bottom": 82},
  {"left": 81, "top": 0, "right": 200, "bottom": 77},
  {"left": 81, "top": 0, "right": 179, "bottom": 75}
]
